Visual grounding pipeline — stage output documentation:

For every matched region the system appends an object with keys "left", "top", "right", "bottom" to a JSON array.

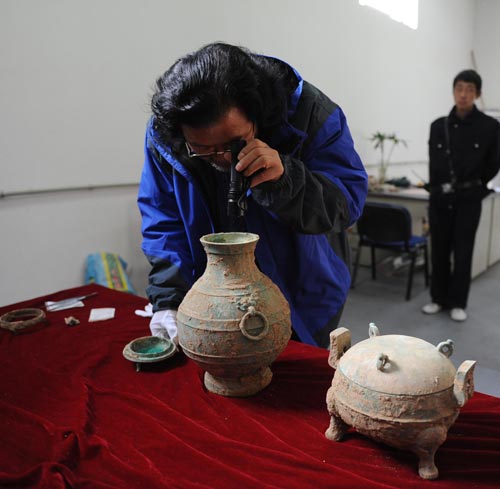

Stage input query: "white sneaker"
[
  {"left": 422, "top": 303, "right": 442, "bottom": 314},
  {"left": 450, "top": 308, "right": 467, "bottom": 322}
]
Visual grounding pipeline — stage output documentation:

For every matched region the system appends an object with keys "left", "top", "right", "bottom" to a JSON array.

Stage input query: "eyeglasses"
[
  {"left": 184, "top": 142, "right": 233, "bottom": 159},
  {"left": 184, "top": 124, "right": 255, "bottom": 160}
]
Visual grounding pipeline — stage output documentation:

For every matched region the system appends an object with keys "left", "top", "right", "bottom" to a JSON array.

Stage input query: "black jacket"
[{"left": 428, "top": 106, "right": 500, "bottom": 196}]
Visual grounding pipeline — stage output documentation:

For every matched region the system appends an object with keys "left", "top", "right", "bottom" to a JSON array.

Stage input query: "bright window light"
[{"left": 359, "top": 0, "right": 419, "bottom": 30}]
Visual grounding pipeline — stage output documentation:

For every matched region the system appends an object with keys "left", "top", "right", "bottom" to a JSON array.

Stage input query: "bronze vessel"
[
  {"left": 325, "top": 323, "right": 476, "bottom": 479},
  {"left": 177, "top": 232, "right": 291, "bottom": 397}
]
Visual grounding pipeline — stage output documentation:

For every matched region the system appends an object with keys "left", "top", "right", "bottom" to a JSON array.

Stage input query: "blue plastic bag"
[{"left": 85, "top": 252, "right": 136, "bottom": 294}]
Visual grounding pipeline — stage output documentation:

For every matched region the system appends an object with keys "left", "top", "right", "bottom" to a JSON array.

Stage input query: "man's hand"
[{"left": 235, "top": 139, "right": 284, "bottom": 187}]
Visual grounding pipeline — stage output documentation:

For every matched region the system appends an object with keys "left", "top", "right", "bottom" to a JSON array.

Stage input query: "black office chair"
[{"left": 351, "top": 201, "right": 429, "bottom": 300}]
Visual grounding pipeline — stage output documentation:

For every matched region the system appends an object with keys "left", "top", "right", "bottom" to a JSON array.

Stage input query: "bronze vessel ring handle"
[
  {"left": 437, "top": 339, "right": 454, "bottom": 358},
  {"left": 239, "top": 306, "right": 269, "bottom": 341}
]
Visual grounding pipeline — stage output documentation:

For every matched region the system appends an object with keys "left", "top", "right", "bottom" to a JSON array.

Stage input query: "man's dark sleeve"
[{"left": 145, "top": 254, "right": 190, "bottom": 312}]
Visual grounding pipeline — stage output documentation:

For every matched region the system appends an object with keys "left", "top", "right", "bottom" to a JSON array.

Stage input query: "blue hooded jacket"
[{"left": 138, "top": 64, "right": 367, "bottom": 347}]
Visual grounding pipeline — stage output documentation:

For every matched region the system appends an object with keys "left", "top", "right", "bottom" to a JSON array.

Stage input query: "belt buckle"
[{"left": 441, "top": 183, "right": 454, "bottom": 194}]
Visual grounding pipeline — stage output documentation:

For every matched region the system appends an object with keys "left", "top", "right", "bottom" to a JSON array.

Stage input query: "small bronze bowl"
[{"left": 123, "top": 336, "right": 177, "bottom": 371}]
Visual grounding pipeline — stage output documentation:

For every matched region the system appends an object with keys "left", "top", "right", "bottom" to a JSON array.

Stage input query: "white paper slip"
[{"left": 89, "top": 308, "right": 115, "bottom": 322}]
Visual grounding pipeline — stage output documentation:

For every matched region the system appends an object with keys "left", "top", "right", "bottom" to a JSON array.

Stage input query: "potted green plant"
[{"left": 370, "top": 132, "right": 407, "bottom": 185}]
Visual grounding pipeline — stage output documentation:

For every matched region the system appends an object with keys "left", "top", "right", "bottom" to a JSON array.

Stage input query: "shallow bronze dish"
[{"left": 123, "top": 336, "right": 176, "bottom": 371}]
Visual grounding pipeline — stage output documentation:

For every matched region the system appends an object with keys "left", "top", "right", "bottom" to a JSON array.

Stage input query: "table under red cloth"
[{"left": 1, "top": 284, "right": 499, "bottom": 489}]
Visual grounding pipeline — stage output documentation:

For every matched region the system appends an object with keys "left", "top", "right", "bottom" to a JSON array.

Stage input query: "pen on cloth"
[{"left": 45, "top": 292, "right": 98, "bottom": 312}]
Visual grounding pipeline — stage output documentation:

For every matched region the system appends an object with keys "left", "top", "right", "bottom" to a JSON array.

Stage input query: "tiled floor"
[{"left": 341, "top": 256, "right": 500, "bottom": 397}]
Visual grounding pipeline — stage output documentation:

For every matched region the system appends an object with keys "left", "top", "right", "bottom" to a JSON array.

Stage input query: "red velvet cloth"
[{"left": 1, "top": 284, "right": 499, "bottom": 488}]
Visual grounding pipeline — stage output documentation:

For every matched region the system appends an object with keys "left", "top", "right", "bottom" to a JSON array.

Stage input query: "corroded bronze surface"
[
  {"left": 177, "top": 232, "right": 291, "bottom": 397},
  {"left": 123, "top": 336, "right": 177, "bottom": 372},
  {"left": 0, "top": 308, "right": 46, "bottom": 333},
  {"left": 325, "top": 325, "right": 476, "bottom": 480}
]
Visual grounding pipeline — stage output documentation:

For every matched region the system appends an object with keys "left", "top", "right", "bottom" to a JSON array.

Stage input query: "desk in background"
[{"left": 1, "top": 284, "right": 499, "bottom": 488}]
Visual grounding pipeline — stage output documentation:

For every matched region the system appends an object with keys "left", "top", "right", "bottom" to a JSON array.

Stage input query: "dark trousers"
[{"left": 428, "top": 195, "right": 482, "bottom": 309}]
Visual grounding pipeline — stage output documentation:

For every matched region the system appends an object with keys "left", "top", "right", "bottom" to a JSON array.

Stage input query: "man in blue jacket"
[{"left": 138, "top": 43, "right": 367, "bottom": 348}]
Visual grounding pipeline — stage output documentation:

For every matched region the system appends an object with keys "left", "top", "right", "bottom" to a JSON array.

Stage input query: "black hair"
[
  {"left": 150, "top": 42, "right": 298, "bottom": 155},
  {"left": 453, "top": 69, "right": 482, "bottom": 94}
]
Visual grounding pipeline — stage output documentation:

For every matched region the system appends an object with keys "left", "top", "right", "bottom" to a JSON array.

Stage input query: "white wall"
[
  {"left": 0, "top": 0, "right": 496, "bottom": 306},
  {"left": 474, "top": 0, "right": 500, "bottom": 188},
  {"left": 474, "top": 0, "right": 500, "bottom": 110},
  {"left": 0, "top": 187, "right": 150, "bottom": 303}
]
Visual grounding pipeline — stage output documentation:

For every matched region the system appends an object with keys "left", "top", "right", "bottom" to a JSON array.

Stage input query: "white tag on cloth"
[{"left": 88, "top": 308, "right": 115, "bottom": 322}]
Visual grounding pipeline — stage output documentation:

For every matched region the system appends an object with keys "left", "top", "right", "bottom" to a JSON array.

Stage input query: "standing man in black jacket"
[{"left": 422, "top": 69, "right": 500, "bottom": 322}]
